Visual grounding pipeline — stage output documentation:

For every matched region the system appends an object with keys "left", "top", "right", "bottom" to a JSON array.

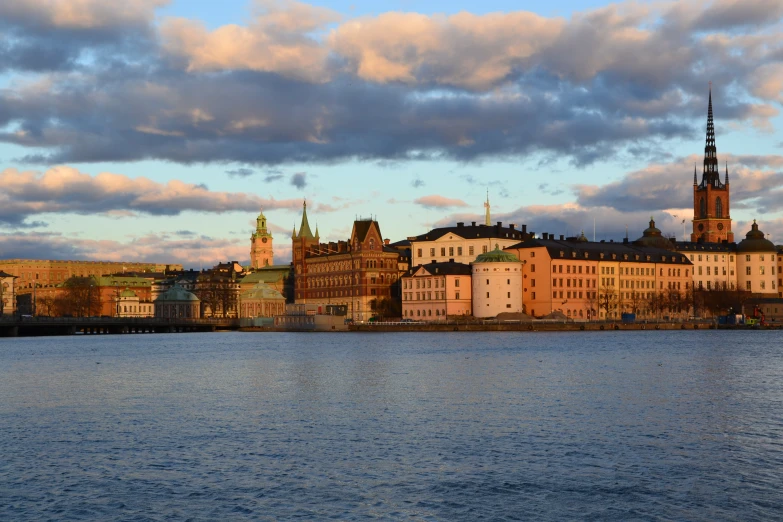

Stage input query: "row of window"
[
  {"left": 415, "top": 245, "right": 489, "bottom": 258},
  {"left": 553, "top": 278, "right": 596, "bottom": 288},
  {"left": 404, "top": 292, "right": 461, "bottom": 301},
  {"left": 403, "top": 278, "right": 459, "bottom": 289},
  {"left": 405, "top": 309, "right": 448, "bottom": 317}
]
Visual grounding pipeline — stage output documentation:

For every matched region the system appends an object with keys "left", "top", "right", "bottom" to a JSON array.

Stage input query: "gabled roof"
[
  {"left": 403, "top": 261, "right": 472, "bottom": 278},
  {"left": 0, "top": 271, "right": 17, "bottom": 278},
  {"left": 409, "top": 222, "right": 527, "bottom": 242},
  {"left": 352, "top": 220, "right": 379, "bottom": 243}
]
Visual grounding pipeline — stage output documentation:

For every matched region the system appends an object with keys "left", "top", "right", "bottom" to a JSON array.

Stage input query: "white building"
[
  {"left": 408, "top": 222, "right": 528, "bottom": 267},
  {"left": 736, "top": 221, "right": 777, "bottom": 294},
  {"left": 114, "top": 288, "right": 153, "bottom": 317},
  {"left": 471, "top": 245, "right": 524, "bottom": 318}
]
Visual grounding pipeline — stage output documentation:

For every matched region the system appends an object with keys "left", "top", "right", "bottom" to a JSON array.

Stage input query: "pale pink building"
[{"left": 401, "top": 261, "right": 472, "bottom": 320}]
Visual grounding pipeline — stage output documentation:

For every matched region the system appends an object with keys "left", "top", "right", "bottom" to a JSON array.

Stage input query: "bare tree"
[
  {"left": 598, "top": 284, "right": 618, "bottom": 320},
  {"left": 60, "top": 277, "right": 101, "bottom": 317}
]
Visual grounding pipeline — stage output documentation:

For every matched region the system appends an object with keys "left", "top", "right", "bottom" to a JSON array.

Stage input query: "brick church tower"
[
  {"left": 250, "top": 210, "right": 274, "bottom": 268},
  {"left": 291, "top": 200, "right": 319, "bottom": 279},
  {"left": 691, "top": 86, "right": 733, "bottom": 243}
]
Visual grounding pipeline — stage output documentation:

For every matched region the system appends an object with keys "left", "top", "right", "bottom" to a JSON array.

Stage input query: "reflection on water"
[{"left": 1, "top": 331, "right": 782, "bottom": 520}]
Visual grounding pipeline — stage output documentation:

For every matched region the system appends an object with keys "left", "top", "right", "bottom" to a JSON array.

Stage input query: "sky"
[{"left": 1, "top": 0, "right": 783, "bottom": 268}]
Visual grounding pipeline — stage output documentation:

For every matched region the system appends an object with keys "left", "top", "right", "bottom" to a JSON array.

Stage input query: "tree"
[
  {"left": 598, "top": 285, "right": 618, "bottom": 320},
  {"left": 0, "top": 281, "right": 6, "bottom": 316},
  {"left": 60, "top": 277, "right": 101, "bottom": 317},
  {"left": 583, "top": 290, "right": 599, "bottom": 321},
  {"left": 371, "top": 297, "right": 401, "bottom": 320}
]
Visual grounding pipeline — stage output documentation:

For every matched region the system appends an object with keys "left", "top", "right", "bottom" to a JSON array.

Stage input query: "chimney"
[
  {"left": 559, "top": 235, "right": 564, "bottom": 240},
  {"left": 449, "top": 258, "right": 455, "bottom": 263},
  {"left": 497, "top": 221, "right": 502, "bottom": 228},
  {"left": 610, "top": 239, "right": 614, "bottom": 243},
  {"left": 457, "top": 222, "right": 464, "bottom": 227},
  {"left": 384, "top": 238, "right": 390, "bottom": 245},
  {"left": 471, "top": 221, "right": 476, "bottom": 226},
  {"left": 600, "top": 240, "right": 605, "bottom": 243},
  {"left": 522, "top": 224, "right": 527, "bottom": 234},
  {"left": 509, "top": 224, "right": 516, "bottom": 230},
  {"left": 623, "top": 238, "right": 629, "bottom": 244}
]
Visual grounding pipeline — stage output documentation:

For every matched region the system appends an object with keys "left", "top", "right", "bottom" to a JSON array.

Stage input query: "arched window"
[
  {"left": 716, "top": 197, "right": 723, "bottom": 218},
  {"left": 700, "top": 197, "right": 706, "bottom": 218}
]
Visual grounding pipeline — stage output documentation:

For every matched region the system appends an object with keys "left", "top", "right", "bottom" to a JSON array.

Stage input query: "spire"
[
  {"left": 484, "top": 190, "right": 491, "bottom": 226},
  {"left": 297, "top": 200, "right": 315, "bottom": 240},
  {"left": 694, "top": 164, "right": 697, "bottom": 185},
  {"left": 725, "top": 161, "right": 729, "bottom": 184},
  {"left": 701, "top": 83, "right": 723, "bottom": 188},
  {"left": 315, "top": 222, "right": 320, "bottom": 239},
  {"left": 292, "top": 223, "right": 297, "bottom": 240}
]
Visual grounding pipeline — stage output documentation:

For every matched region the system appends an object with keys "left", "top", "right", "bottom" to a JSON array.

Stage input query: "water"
[{"left": 1, "top": 331, "right": 782, "bottom": 521}]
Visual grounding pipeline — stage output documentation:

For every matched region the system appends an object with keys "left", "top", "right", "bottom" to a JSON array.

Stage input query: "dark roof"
[
  {"left": 673, "top": 241, "right": 736, "bottom": 253},
  {"left": 634, "top": 218, "right": 676, "bottom": 250},
  {"left": 353, "top": 220, "right": 377, "bottom": 242},
  {"left": 409, "top": 222, "right": 528, "bottom": 242},
  {"left": 738, "top": 221, "right": 776, "bottom": 253},
  {"left": 403, "top": 261, "right": 472, "bottom": 277},
  {"left": 507, "top": 237, "right": 692, "bottom": 265},
  {"left": 388, "top": 239, "right": 411, "bottom": 248},
  {"left": 0, "top": 271, "right": 17, "bottom": 278}
]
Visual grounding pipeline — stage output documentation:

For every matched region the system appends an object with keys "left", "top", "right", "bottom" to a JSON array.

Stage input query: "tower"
[
  {"left": 250, "top": 210, "right": 274, "bottom": 268},
  {"left": 291, "top": 200, "right": 319, "bottom": 279},
  {"left": 691, "top": 85, "right": 733, "bottom": 243},
  {"left": 484, "top": 191, "right": 491, "bottom": 226}
]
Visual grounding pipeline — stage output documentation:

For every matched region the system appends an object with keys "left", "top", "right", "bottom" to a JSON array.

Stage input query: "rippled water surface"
[{"left": 2, "top": 331, "right": 783, "bottom": 520}]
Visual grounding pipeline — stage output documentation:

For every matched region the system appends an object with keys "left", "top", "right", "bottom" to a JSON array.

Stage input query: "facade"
[
  {"left": 274, "top": 303, "right": 348, "bottom": 331},
  {"left": 250, "top": 210, "right": 274, "bottom": 269},
  {"left": 691, "top": 88, "right": 733, "bottom": 243},
  {"left": 401, "top": 261, "right": 472, "bottom": 320},
  {"left": 154, "top": 286, "right": 200, "bottom": 319},
  {"left": 25, "top": 274, "right": 152, "bottom": 317},
  {"left": 736, "top": 221, "right": 777, "bottom": 294},
  {"left": 114, "top": 288, "right": 154, "bottom": 317},
  {"left": 0, "top": 259, "right": 181, "bottom": 292},
  {"left": 239, "top": 283, "right": 286, "bottom": 318},
  {"left": 293, "top": 203, "right": 408, "bottom": 321},
  {"left": 507, "top": 231, "right": 693, "bottom": 321},
  {"left": 471, "top": 246, "right": 524, "bottom": 318},
  {"left": 240, "top": 265, "right": 294, "bottom": 302},
  {"left": 0, "top": 271, "right": 16, "bottom": 316},
  {"left": 408, "top": 221, "right": 529, "bottom": 267}
]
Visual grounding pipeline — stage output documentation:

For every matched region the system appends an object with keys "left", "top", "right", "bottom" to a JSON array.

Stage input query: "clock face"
[
  {"left": 717, "top": 223, "right": 724, "bottom": 230},
  {"left": 262, "top": 237, "right": 268, "bottom": 243}
]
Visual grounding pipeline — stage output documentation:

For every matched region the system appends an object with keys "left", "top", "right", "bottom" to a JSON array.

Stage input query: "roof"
[
  {"left": 475, "top": 245, "right": 521, "bottom": 263},
  {"left": 119, "top": 288, "right": 138, "bottom": 298},
  {"left": 674, "top": 241, "right": 736, "bottom": 253},
  {"left": 403, "top": 261, "right": 472, "bottom": 278},
  {"left": 0, "top": 271, "right": 17, "bottom": 278},
  {"left": 738, "top": 221, "right": 776, "bottom": 253},
  {"left": 634, "top": 218, "right": 675, "bottom": 251},
  {"left": 155, "top": 285, "right": 199, "bottom": 302},
  {"left": 240, "top": 265, "right": 291, "bottom": 285},
  {"left": 241, "top": 283, "right": 285, "bottom": 301},
  {"left": 95, "top": 275, "right": 152, "bottom": 288},
  {"left": 352, "top": 220, "right": 378, "bottom": 242},
  {"left": 295, "top": 201, "right": 316, "bottom": 240},
  {"left": 508, "top": 237, "right": 692, "bottom": 265},
  {"left": 409, "top": 222, "right": 527, "bottom": 242}
]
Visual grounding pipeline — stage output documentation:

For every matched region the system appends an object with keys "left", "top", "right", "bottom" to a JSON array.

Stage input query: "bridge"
[{"left": 0, "top": 317, "right": 241, "bottom": 337}]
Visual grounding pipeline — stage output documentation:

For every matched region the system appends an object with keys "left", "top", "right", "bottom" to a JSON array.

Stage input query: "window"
[
  {"left": 746, "top": 281, "right": 751, "bottom": 290},
  {"left": 417, "top": 249, "right": 422, "bottom": 257},
  {"left": 760, "top": 266, "right": 766, "bottom": 275},
  {"left": 486, "top": 292, "right": 490, "bottom": 298},
  {"left": 746, "top": 267, "right": 752, "bottom": 276},
  {"left": 486, "top": 279, "right": 490, "bottom": 285},
  {"left": 449, "top": 247, "right": 454, "bottom": 256},
  {"left": 531, "top": 252, "right": 535, "bottom": 258},
  {"left": 430, "top": 248, "right": 435, "bottom": 256},
  {"left": 507, "top": 279, "right": 510, "bottom": 285},
  {"left": 455, "top": 292, "right": 460, "bottom": 300},
  {"left": 746, "top": 255, "right": 751, "bottom": 262},
  {"left": 441, "top": 248, "right": 446, "bottom": 256},
  {"left": 531, "top": 264, "right": 535, "bottom": 273},
  {"left": 531, "top": 279, "right": 536, "bottom": 287},
  {"left": 455, "top": 279, "right": 460, "bottom": 287},
  {"left": 699, "top": 197, "right": 706, "bottom": 218},
  {"left": 457, "top": 247, "right": 463, "bottom": 256},
  {"left": 482, "top": 246, "right": 488, "bottom": 254},
  {"left": 469, "top": 246, "right": 474, "bottom": 256}
]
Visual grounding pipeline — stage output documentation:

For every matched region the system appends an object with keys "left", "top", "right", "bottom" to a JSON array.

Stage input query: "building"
[
  {"left": 239, "top": 283, "right": 286, "bottom": 318},
  {"left": 154, "top": 285, "right": 200, "bottom": 319},
  {"left": 0, "top": 271, "right": 16, "bottom": 316},
  {"left": 24, "top": 274, "right": 152, "bottom": 317},
  {"left": 471, "top": 246, "right": 524, "bottom": 318},
  {"left": 0, "top": 259, "right": 181, "bottom": 292},
  {"left": 401, "top": 261, "right": 472, "bottom": 320},
  {"left": 691, "top": 87, "right": 733, "bottom": 243},
  {"left": 250, "top": 210, "right": 274, "bottom": 269},
  {"left": 744, "top": 298, "right": 783, "bottom": 324},
  {"left": 114, "top": 288, "right": 153, "bottom": 317},
  {"left": 408, "top": 221, "right": 529, "bottom": 267},
  {"left": 736, "top": 221, "right": 777, "bottom": 294},
  {"left": 274, "top": 303, "right": 348, "bottom": 331},
  {"left": 507, "top": 230, "right": 693, "bottom": 321},
  {"left": 240, "top": 265, "right": 294, "bottom": 302},
  {"left": 292, "top": 202, "right": 408, "bottom": 321}
]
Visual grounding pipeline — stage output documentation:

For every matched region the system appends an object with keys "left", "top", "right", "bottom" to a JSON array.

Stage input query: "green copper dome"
[
  {"left": 474, "top": 244, "right": 521, "bottom": 263},
  {"left": 738, "top": 220, "right": 776, "bottom": 253},
  {"left": 119, "top": 288, "right": 138, "bottom": 298},
  {"left": 155, "top": 285, "right": 199, "bottom": 302}
]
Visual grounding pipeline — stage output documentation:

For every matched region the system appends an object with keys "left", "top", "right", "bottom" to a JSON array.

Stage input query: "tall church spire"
[
  {"left": 484, "top": 190, "right": 491, "bottom": 226},
  {"left": 701, "top": 83, "right": 723, "bottom": 188},
  {"left": 297, "top": 200, "right": 315, "bottom": 240}
]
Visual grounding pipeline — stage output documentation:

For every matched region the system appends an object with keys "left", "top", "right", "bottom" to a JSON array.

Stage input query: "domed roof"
[
  {"left": 119, "top": 288, "right": 138, "bottom": 298},
  {"left": 576, "top": 230, "right": 589, "bottom": 243},
  {"left": 738, "top": 220, "right": 776, "bottom": 252},
  {"left": 155, "top": 285, "right": 199, "bottom": 302},
  {"left": 634, "top": 217, "right": 675, "bottom": 250},
  {"left": 241, "top": 283, "right": 285, "bottom": 301},
  {"left": 474, "top": 244, "right": 521, "bottom": 263}
]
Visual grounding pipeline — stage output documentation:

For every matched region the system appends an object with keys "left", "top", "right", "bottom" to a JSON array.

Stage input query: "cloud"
[
  {"left": 414, "top": 195, "right": 469, "bottom": 209},
  {"left": 226, "top": 167, "right": 255, "bottom": 177},
  {"left": 0, "top": 0, "right": 782, "bottom": 167},
  {"left": 0, "top": 165, "right": 304, "bottom": 226},
  {"left": 411, "top": 177, "right": 425, "bottom": 188},
  {"left": 290, "top": 172, "right": 307, "bottom": 189}
]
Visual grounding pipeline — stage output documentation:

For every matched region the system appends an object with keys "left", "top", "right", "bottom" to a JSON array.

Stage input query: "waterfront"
[{"left": 1, "top": 331, "right": 782, "bottom": 520}]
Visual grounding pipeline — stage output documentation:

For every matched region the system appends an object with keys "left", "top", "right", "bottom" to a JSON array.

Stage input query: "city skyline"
[{"left": 2, "top": 0, "right": 783, "bottom": 268}]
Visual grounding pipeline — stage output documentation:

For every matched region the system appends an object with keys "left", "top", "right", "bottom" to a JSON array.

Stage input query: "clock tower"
[
  {"left": 250, "top": 210, "right": 274, "bottom": 268},
  {"left": 691, "top": 86, "right": 733, "bottom": 243}
]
